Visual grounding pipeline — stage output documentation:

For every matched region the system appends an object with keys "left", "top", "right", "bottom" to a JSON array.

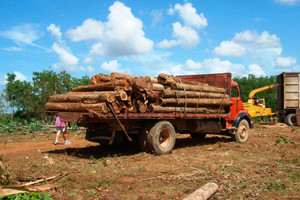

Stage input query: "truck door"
[{"left": 227, "top": 86, "right": 243, "bottom": 121}]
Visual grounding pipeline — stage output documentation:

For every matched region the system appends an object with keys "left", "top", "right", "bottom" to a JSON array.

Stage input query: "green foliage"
[
  {"left": 267, "top": 180, "right": 290, "bottom": 191},
  {"left": 28, "top": 118, "right": 45, "bottom": 133},
  {"left": 233, "top": 74, "right": 277, "bottom": 111},
  {"left": 1, "top": 192, "right": 53, "bottom": 200},
  {"left": 1, "top": 69, "right": 94, "bottom": 123},
  {"left": 276, "top": 136, "right": 295, "bottom": 144}
]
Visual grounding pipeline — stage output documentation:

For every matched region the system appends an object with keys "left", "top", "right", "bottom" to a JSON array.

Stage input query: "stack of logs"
[{"left": 45, "top": 73, "right": 233, "bottom": 115}]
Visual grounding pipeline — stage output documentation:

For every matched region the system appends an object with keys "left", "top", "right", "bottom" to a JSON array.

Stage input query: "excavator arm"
[{"left": 248, "top": 84, "right": 279, "bottom": 99}]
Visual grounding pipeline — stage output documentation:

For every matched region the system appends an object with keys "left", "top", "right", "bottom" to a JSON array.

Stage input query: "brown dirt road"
[{"left": 0, "top": 124, "right": 299, "bottom": 199}]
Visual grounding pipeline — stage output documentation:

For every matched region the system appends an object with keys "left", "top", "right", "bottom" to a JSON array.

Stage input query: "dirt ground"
[{"left": 0, "top": 124, "right": 299, "bottom": 200}]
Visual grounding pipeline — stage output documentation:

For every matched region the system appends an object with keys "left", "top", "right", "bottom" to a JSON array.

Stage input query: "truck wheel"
[
  {"left": 190, "top": 133, "right": 206, "bottom": 140},
  {"left": 147, "top": 121, "right": 176, "bottom": 155},
  {"left": 287, "top": 113, "right": 297, "bottom": 126},
  {"left": 232, "top": 119, "right": 250, "bottom": 143}
]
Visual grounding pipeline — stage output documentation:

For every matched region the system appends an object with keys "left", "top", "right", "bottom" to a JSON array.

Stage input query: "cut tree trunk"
[
  {"left": 145, "top": 76, "right": 158, "bottom": 83},
  {"left": 148, "top": 105, "right": 225, "bottom": 113},
  {"left": 156, "top": 98, "right": 233, "bottom": 107},
  {"left": 159, "top": 90, "right": 229, "bottom": 99},
  {"left": 171, "top": 83, "right": 226, "bottom": 93},
  {"left": 72, "top": 80, "right": 128, "bottom": 92},
  {"left": 49, "top": 92, "right": 118, "bottom": 103},
  {"left": 91, "top": 75, "right": 111, "bottom": 84},
  {"left": 45, "top": 102, "right": 108, "bottom": 112},
  {"left": 147, "top": 83, "right": 164, "bottom": 90},
  {"left": 137, "top": 100, "right": 147, "bottom": 113},
  {"left": 110, "top": 72, "right": 133, "bottom": 80}
]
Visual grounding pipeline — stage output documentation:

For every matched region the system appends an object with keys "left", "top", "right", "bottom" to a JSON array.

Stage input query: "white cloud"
[
  {"left": 158, "top": 22, "right": 200, "bottom": 48},
  {"left": 248, "top": 64, "right": 266, "bottom": 76},
  {"left": 275, "top": 56, "right": 297, "bottom": 68},
  {"left": 0, "top": 24, "right": 46, "bottom": 51},
  {"left": 151, "top": 10, "right": 163, "bottom": 27},
  {"left": 0, "top": 24, "right": 42, "bottom": 45},
  {"left": 200, "top": 58, "right": 245, "bottom": 75},
  {"left": 168, "top": 3, "right": 207, "bottom": 29},
  {"left": 185, "top": 59, "right": 202, "bottom": 69},
  {"left": 214, "top": 41, "right": 247, "bottom": 57},
  {"left": 1, "top": 71, "right": 28, "bottom": 85},
  {"left": 52, "top": 42, "right": 79, "bottom": 72},
  {"left": 2, "top": 46, "right": 22, "bottom": 52},
  {"left": 275, "top": 0, "right": 300, "bottom": 5},
  {"left": 66, "top": 1, "right": 153, "bottom": 57},
  {"left": 82, "top": 57, "right": 93, "bottom": 64},
  {"left": 233, "top": 30, "right": 281, "bottom": 49},
  {"left": 100, "top": 60, "right": 130, "bottom": 74},
  {"left": 47, "top": 24, "right": 62, "bottom": 41},
  {"left": 66, "top": 19, "right": 105, "bottom": 42}
]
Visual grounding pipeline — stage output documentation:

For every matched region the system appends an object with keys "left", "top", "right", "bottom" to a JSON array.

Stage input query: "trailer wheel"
[
  {"left": 190, "top": 133, "right": 206, "bottom": 140},
  {"left": 232, "top": 119, "right": 250, "bottom": 143},
  {"left": 287, "top": 113, "right": 297, "bottom": 126},
  {"left": 147, "top": 121, "right": 176, "bottom": 155}
]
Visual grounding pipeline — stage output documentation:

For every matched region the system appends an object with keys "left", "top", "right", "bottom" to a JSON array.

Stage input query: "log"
[
  {"left": 91, "top": 75, "right": 110, "bottom": 84},
  {"left": 49, "top": 92, "right": 118, "bottom": 103},
  {"left": 147, "top": 83, "right": 164, "bottom": 91},
  {"left": 156, "top": 98, "right": 233, "bottom": 107},
  {"left": 110, "top": 72, "right": 133, "bottom": 80},
  {"left": 146, "top": 90, "right": 160, "bottom": 101},
  {"left": 45, "top": 102, "right": 108, "bottom": 112},
  {"left": 110, "top": 102, "right": 120, "bottom": 114},
  {"left": 159, "top": 90, "right": 229, "bottom": 99},
  {"left": 72, "top": 80, "right": 128, "bottom": 92},
  {"left": 130, "top": 77, "right": 148, "bottom": 91},
  {"left": 115, "top": 90, "right": 129, "bottom": 101},
  {"left": 148, "top": 105, "right": 225, "bottom": 113},
  {"left": 137, "top": 100, "right": 147, "bottom": 113},
  {"left": 158, "top": 73, "right": 201, "bottom": 85},
  {"left": 183, "top": 182, "right": 218, "bottom": 200},
  {"left": 171, "top": 83, "right": 226, "bottom": 93},
  {"left": 145, "top": 76, "right": 158, "bottom": 83}
]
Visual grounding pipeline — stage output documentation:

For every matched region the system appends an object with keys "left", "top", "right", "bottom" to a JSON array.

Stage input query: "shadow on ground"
[{"left": 46, "top": 135, "right": 233, "bottom": 159}]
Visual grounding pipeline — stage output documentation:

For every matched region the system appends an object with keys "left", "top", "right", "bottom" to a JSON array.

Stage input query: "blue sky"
[{"left": 0, "top": 0, "right": 299, "bottom": 85}]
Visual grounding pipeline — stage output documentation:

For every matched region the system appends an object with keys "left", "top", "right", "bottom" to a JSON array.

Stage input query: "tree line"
[
  {"left": 0, "top": 71, "right": 278, "bottom": 123},
  {"left": 1, "top": 70, "right": 92, "bottom": 122},
  {"left": 233, "top": 74, "right": 277, "bottom": 111}
]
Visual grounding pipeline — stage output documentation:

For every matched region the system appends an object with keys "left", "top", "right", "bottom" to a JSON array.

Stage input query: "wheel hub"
[{"left": 159, "top": 129, "right": 171, "bottom": 149}]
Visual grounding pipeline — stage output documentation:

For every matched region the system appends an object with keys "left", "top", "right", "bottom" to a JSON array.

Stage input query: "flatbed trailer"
[{"left": 47, "top": 73, "right": 252, "bottom": 155}]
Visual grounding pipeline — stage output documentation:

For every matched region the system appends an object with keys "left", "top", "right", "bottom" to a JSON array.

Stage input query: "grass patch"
[{"left": 276, "top": 136, "right": 295, "bottom": 145}]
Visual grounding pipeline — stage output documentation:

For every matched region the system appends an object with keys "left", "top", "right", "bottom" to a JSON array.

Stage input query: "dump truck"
[
  {"left": 46, "top": 72, "right": 252, "bottom": 155},
  {"left": 277, "top": 72, "right": 300, "bottom": 126}
]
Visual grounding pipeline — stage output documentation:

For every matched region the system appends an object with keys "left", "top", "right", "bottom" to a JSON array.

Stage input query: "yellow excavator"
[{"left": 243, "top": 84, "right": 278, "bottom": 124}]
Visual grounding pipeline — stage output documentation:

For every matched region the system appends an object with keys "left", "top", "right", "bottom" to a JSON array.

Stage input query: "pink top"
[{"left": 54, "top": 115, "right": 66, "bottom": 127}]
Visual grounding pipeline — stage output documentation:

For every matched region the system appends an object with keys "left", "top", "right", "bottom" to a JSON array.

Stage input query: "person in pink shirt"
[{"left": 54, "top": 115, "right": 71, "bottom": 145}]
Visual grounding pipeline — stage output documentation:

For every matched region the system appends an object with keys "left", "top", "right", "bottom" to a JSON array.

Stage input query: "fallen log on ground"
[{"left": 183, "top": 182, "right": 218, "bottom": 200}]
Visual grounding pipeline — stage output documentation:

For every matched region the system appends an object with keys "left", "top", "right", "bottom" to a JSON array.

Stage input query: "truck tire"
[
  {"left": 147, "top": 121, "right": 176, "bottom": 155},
  {"left": 190, "top": 133, "right": 206, "bottom": 140},
  {"left": 232, "top": 119, "right": 250, "bottom": 143},
  {"left": 287, "top": 113, "right": 297, "bottom": 126}
]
